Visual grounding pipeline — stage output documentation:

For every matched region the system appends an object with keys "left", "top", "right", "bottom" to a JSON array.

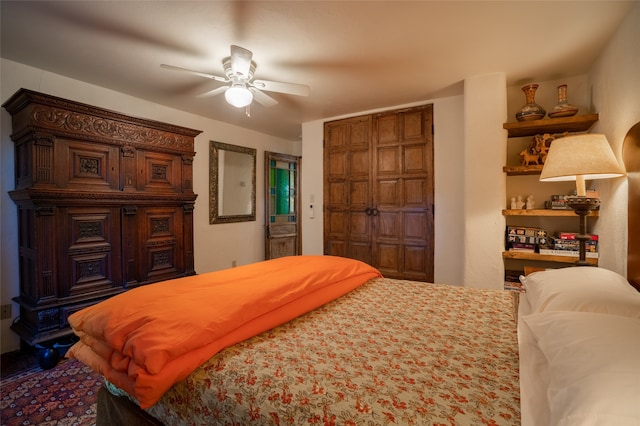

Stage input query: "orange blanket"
[{"left": 67, "top": 255, "right": 381, "bottom": 408}]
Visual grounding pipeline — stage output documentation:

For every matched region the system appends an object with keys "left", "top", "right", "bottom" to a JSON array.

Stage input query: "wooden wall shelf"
[
  {"left": 503, "top": 114, "right": 599, "bottom": 138},
  {"left": 503, "top": 165, "right": 544, "bottom": 175},
  {"left": 502, "top": 209, "right": 599, "bottom": 217},
  {"left": 502, "top": 112, "right": 601, "bottom": 282},
  {"left": 502, "top": 251, "right": 598, "bottom": 265}
]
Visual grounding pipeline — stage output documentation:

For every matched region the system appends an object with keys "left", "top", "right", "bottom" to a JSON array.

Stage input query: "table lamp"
[{"left": 540, "top": 133, "right": 626, "bottom": 265}]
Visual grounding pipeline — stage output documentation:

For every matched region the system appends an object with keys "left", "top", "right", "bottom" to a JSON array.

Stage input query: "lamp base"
[{"left": 566, "top": 197, "right": 600, "bottom": 266}]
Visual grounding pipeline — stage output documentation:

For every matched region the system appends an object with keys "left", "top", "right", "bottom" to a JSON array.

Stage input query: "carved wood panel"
[
  {"left": 62, "top": 139, "right": 119, "bottom": 190},
  {"left": 324, "top": 105, "right": 434, "bottom": 281},
  {"left": 62, "top": 207, "right": 120, "bottom": 298},
  {"left": 139, "top": 207, "right": 182, "bottom": 282},
  {"left": 140, "top": 150, "right": 182, "bottom": 193}
]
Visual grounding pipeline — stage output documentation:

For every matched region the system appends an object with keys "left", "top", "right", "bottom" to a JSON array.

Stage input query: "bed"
[
  {"left": 67, "top": 123, "right": 640, "bottom": 426},
  {"left": 68, "top": 255, "right": 521, "bottom": 425}
]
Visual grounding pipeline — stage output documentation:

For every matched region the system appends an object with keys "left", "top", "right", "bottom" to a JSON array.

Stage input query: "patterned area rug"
[{"left": 0, "top": 358, "right": 101, "bottom": 426}]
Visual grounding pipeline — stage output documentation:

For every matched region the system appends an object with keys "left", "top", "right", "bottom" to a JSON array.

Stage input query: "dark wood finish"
[
  {"left": 2, "top": 89, "right": 201, "bottom": 345},
  {"left": 264, "top": 151, "right": 301, "bottom": 259},
  {"left": 622, "top": 121, "right": 640, "bottom": 291},
  {"left": 324, "top": 105, "right": 434, "bottom": 281},
  {"left": 503, "top": 114, "right": 599, "bottom": 138}
]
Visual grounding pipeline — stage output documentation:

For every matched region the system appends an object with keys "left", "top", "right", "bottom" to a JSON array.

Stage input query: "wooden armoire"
[
  {"left": 324, "top": 104, "right": 434, "bottom": 282},
  {"left": 2, "top": 89, "right": 202, "bottom": 346}
]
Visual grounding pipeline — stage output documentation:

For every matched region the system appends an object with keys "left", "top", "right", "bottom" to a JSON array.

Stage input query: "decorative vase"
[
  {"left": 548, "top": 84, "right": 578, "bottom": 118},
  {"left": 515, "top": 84, "right": 546, "bottom": 121}
]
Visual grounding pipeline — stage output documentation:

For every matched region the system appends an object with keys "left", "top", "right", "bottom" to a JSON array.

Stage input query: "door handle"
[
  {"left": 371, "top": 208, "right": 379, "bottom": 216},
  {"left": 365, "top": 208, "right": 372, "bottom": 216}
]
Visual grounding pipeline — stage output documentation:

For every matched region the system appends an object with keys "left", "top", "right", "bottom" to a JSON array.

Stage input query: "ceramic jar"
[
  {"left": 516, "top": 84, "right": 546, "bottom": 121},
  {"left": 548, "top": 84, "right": 578, "bottom": 118}
]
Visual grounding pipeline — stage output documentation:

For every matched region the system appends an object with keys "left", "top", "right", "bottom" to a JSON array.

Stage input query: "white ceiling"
[{"left": 1, "top": 1, "right": 635, "bottom": 141}]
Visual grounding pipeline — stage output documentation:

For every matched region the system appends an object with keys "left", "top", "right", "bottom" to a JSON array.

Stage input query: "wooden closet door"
[
  {"left": 373, "top": 105, "right": 434, "bottom": 281},
  {"left": 324, "top": 105, "right": 434, "bottom": 282},
  {"left": 324, "top": 116, "right": 373, "bottom": 264}
]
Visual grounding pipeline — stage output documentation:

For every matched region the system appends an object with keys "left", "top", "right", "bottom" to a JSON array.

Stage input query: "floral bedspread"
[{"left": 146, "top": 278, "right": 520, "bottom": 425}]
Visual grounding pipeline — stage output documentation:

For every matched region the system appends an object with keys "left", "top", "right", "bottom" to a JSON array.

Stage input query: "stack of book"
[
  {"left": 506, "top": 226, "right": 548, "bottom": 253},
  {"left": 504, "top": 269, "right": 524, "bottom": 291},
  {"left": 544, "top": 190, "right": 600, "bottom": 210},
  {"left": 544, "top": 195, "right": 572, "bottom": 210},
  {"left": 539, "top": 232, "right": 599, "bottom": 258}
]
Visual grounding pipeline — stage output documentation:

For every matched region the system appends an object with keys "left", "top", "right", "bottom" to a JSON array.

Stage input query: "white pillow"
[
  {"left": 520, "top": 266, "right": 640, "bottom": 318},
  {"left": 523, "top": 311, "right": 640, "bottom": 426}
]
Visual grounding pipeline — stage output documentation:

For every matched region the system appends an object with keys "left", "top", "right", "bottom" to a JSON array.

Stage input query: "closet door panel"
[
  {"left": 377, "top": 147, "right": 400, "bottom": 175},
  {"left": 404, "top": 245, "right": 429, "bottom": 279},
  {"left": 404, "top": 179, "right": 428, "bottom": 206},
  {"left": 377, "top": 244, "right": 401, "bottom": 276},
  {"left": 328, "top": 181, "right": 348, "bottom": 205},
  {"left": 377, "top": 179, "right": 401, "bottom": 207},
  {"left": 377, "top": 114, "right": 400, "bottom": 144},
  {"left": 350, "top": 181, "right": 369, "bottom": 206}
]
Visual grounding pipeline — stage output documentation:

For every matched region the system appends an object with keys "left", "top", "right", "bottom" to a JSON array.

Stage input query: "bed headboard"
[{"left": 623, "top": 121, "right": 640, "bottom": 291}]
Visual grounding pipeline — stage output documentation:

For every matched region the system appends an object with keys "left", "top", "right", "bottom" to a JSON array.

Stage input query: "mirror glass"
[{"left": 210, "top": 141, "right": 256, "bottom": 223}]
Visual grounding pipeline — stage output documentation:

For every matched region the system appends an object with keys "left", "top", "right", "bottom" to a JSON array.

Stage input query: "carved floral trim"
[{"left": 30, "top": 105, "right": 195, "bottom": 153}]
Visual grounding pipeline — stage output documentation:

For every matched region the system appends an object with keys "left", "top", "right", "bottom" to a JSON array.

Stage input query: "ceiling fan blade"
[
  {"left": 196, "top": 85, "right": 229, "bottom": 98},
  {"left": 160, "top": 64, "right": 228, "bottom": 83},
  {"left": 252, "top": 79, "right": 310, "bottom": 97},
  {"left": 230, "top": 45, "right": 253, "bottom": 78},
  {"left": 249, "top": 87, "right": 278, "bottom": 107}
]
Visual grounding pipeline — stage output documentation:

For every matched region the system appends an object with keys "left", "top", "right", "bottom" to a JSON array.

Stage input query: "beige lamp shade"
[{"left": 540, "top": 133, "right": 626, "bottom": 195}]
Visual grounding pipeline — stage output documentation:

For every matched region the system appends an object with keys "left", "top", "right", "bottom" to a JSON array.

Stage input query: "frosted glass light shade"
[
  {"left": 540, "top": 134, "right": 626, "bottom": 195},
  {"left": 225, "top": 85, "right": 253, "bottom": 108}
]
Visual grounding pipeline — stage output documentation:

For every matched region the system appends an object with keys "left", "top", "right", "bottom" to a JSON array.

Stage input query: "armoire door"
[{"left": 324, "top": 105, "right": 434, "bottom": 282}]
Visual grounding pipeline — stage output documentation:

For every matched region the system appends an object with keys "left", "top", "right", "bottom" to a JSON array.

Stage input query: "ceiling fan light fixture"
[{"left": 225, "top": 84, "right": 253, "bottom": 108}]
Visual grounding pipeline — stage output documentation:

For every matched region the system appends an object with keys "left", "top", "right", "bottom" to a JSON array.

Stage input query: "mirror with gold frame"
[{"left": 209, "top": 141, "right": 256, "bottom": 224}]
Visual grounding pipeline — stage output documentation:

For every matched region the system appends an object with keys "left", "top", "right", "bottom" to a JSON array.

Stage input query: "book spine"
[
  {"left": 554, "top": 233, "right": 599, "bottom": 241},
  {"left": 538, "top": 249, "right": 599, "bottom": 258}
]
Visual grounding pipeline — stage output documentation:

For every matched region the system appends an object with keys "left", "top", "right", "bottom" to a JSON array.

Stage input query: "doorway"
[{"left": 265, "top": 151, "right": 301, "bottom": 259}]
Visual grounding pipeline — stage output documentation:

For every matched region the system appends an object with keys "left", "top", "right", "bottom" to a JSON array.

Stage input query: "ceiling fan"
[{"left": 161, "top": 45, "right": 310, "bottom": 114}]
